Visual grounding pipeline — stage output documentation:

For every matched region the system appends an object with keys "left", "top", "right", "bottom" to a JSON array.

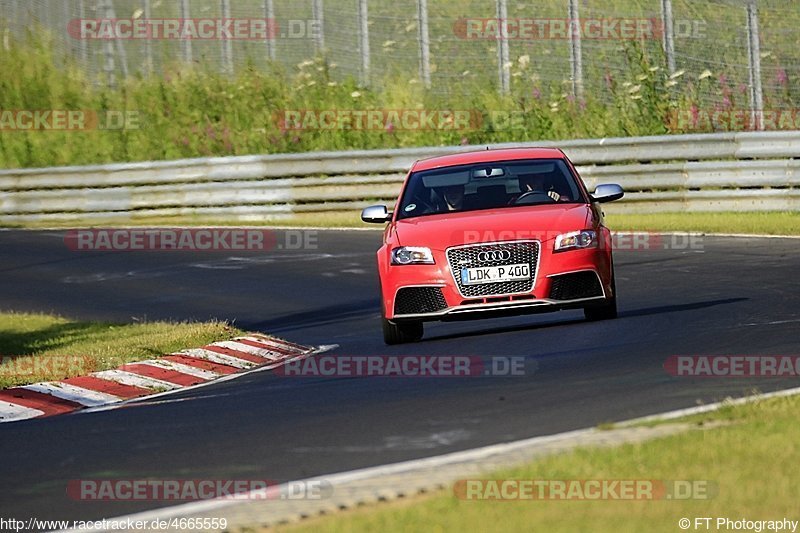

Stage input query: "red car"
[{"left": 361, "top": 147, "right": 624, "bottom": 344}]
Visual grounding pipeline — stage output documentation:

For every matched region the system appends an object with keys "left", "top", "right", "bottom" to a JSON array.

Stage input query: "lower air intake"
[{"left": 394, "top": 287, "right": 448, "bottom": 315}]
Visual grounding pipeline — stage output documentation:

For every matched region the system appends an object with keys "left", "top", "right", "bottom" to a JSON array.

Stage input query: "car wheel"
[
  {"left": 382, "top": 317, "right": 424, "bottom": 345},
  {"left": 584, "top": 272, "right": 617, "bottom": 321}
]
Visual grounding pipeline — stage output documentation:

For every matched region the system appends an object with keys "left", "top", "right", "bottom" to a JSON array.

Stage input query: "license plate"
[{"left": 461, "top": 263, "right": 530, "bottom": 285}]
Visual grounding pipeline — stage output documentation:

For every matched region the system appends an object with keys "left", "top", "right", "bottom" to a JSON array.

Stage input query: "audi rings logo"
[{"left": 477, "top": 250, "right": 512, "bottom": 262}]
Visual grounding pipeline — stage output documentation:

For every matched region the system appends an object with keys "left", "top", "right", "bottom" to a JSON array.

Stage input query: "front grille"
[
  {"left": 549, "top": 271, "right": 603, "bottom": 300},
  {"left": 394, "top": 286, "right": 447, "bottom": 315},
  {"left": 446, "top": 241, "right": 539, "bottom": 298}
]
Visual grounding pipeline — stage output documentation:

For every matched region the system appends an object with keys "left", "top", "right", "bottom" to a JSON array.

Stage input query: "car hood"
[{"left": 394, "top": 204, "right": 594, "bottom": 250}]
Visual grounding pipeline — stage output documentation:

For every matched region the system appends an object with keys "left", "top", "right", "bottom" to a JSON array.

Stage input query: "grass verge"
[
  {"left": 5, "top": 211, "right": 798, "bottom": 236},
  {"left": 281, "top": 393, "right": 799, "bottom": 533},
  {"left": 0, "top": 211, "right": 368, "bottom": 230},
  {"left": 0, "top": 311, "right": 243, "bottom": 388},
  {"left": 2, "top": 5, "right": 800, "bottom": 169},
  {"left": 606, "top": 211, "right": 800, "bottom": 236}
]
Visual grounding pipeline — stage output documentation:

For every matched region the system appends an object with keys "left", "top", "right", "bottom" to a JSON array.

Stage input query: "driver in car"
[
  {"left": 515, "top": 173, "right": 565, "bottom": 202},
  {"left": 440, "top": 184, "right": 465, "bottom": 211}
]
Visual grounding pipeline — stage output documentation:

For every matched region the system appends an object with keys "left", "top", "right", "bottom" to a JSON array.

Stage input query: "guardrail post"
[
  {"left": 745, "top": 1, "right": 764, "bottom": 131},
  {"left": 660, "top": 0, "right": 676, "bottom": 73},
  {"left": 357, "top": 0, "right": 370, "bottom": 86},
  {"left": 568, "top": 0, "right": 583, "bottom": 100},
  {"left": 416, "top": 0, "right": 431, "bottom": 88},
  {"left": 496, "top": 0, "right": 510, "bottom": 95}
]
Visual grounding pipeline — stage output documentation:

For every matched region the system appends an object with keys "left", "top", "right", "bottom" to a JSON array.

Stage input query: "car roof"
[{"left": 411, "top": 147, "right": 566, "bottom": 172}]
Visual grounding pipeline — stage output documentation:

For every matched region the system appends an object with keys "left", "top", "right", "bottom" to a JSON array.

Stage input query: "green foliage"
[
  {"left": 0, "top": 31, "right": 794, "bottom": 169},
  {"left": 0, "top": 311, "right": 240, "bottom": 388}
]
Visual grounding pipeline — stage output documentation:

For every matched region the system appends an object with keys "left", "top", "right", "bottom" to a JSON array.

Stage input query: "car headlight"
[
  {"left": 554, "top": 230, "right": 597, "bottom": 252},
  {"left": 391, "top": 247, "right": 435, "bottom": 265}
]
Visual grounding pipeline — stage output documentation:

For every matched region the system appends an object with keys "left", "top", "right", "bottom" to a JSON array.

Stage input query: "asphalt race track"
[{"left": 0, "top": 228, "right": 798, "bottom": 524}]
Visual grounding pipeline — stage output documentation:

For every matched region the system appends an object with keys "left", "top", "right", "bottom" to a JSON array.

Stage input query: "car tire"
[
  {"left": 584, "top": 272, "right": 617, "bottom": 321},
  {"left": 382, "top": 317, "right": 424, "bottom": 345}
]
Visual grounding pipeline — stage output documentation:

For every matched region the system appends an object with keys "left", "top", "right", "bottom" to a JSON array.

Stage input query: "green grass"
[
  {"left": 0, "top": 311, "right": 243, "bottom": 388},
  {"left": 280, "top": 394, "right": 800, "bottom": 533},
  {"left": 0, "top": 211, "right": 367, "bottom": 229},
  {"left": 1, "top": 4, "right": 798, "bottom": 170},
  {"left": 605, "top": 211, "right": 800, "bottom": 236},
  {"left": 6, "top": 211, "right": 797, "bottom": 236}
]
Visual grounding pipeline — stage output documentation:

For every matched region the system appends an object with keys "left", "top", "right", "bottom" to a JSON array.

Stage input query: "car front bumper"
[{"left": 381, "top": 244, "right": 614, "bottom": 322}]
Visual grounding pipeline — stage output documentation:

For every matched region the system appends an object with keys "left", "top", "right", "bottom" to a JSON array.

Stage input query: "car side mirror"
[
  {"left": 591, "top": 184, "right": 624, "bottom": 203},
  {"left": 361, "top": 204, "right": 392, "bottom": 223}
]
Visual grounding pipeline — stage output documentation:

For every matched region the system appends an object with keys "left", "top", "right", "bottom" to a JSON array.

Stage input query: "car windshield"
[{"left": 397, "top": 158, "right": 585, "bottom": 220}]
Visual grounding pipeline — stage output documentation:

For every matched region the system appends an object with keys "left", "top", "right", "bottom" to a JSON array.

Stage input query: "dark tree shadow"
[{"left": 424, "top": 298, "right": 748, "bottom": 342}]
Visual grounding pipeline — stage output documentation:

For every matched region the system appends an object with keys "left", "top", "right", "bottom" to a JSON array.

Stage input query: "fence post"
[
  {"left": 107, "top": 1, "right": 129, "bottom": 79},
  {"left": 496, "top": 0, "right": 510, "bottom": 95},
  {"left": 62, "top": 0, "right": 72, "bottom": 58},
  {"left": 8, "top": 0, "right": 17, "bottom": 31},
  {"left": 660, "top": 0, "right": 676, "bottom": 73},
  {"left": 568, "top": 0, "right": 583, "bottom": 99},
  {"left": 264, "top": 0, "right": 276, "bottom": 61},
  {"left": 745, "top": 1, "right": 764, "bottom": 130},
  {"left": 143, "top": 0, "right": 153, "bottom": 74},
  {"left": 100, "top": 0, "right": 116, "bottom": 87},
  {"left": 38, "top": 1, "right": 50, "bottom": 33},
  {"left": 77, "top": 0, "right": 88, "bottom": 66},
  {"left": 357, "top": 0, "right": 370, "bottom": 86},
  {"left": 179, "top": 0, "right": 193, "bottom": 64},
  {"left": 221, "top": 0, "right": 233, "bottom": 74},
  {"left": 416, "top": 0, "right": 431, "bottom": 88},
  {"left": 312, "top": 0, "right": 325, "bottom": 52}
]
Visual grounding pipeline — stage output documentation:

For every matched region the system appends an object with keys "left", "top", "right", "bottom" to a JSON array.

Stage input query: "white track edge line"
[
  {"left": 616, "top": 384, "right": 800, "bottom": 426},
  {"left": 58, "top": 384, "right": 800, "bottom": 532}
]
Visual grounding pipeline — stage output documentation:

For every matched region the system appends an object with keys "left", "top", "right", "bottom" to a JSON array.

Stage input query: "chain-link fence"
[{"left": 1, "top": 0, "right": 797, "bottom": 122}]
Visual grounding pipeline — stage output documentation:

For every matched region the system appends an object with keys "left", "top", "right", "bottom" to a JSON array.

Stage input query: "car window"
[{"left": 397, "top": 158, "right": 584, "bottom": 219}]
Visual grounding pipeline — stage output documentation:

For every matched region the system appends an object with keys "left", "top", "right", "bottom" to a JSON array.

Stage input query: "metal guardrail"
[{"left": 1, "top": 131, "right": 798, "bottom": 223}]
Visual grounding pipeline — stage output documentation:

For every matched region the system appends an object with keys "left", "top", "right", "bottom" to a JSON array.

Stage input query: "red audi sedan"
[{"left": 362, "top": 147, "right": 624, "bottom": 344}]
